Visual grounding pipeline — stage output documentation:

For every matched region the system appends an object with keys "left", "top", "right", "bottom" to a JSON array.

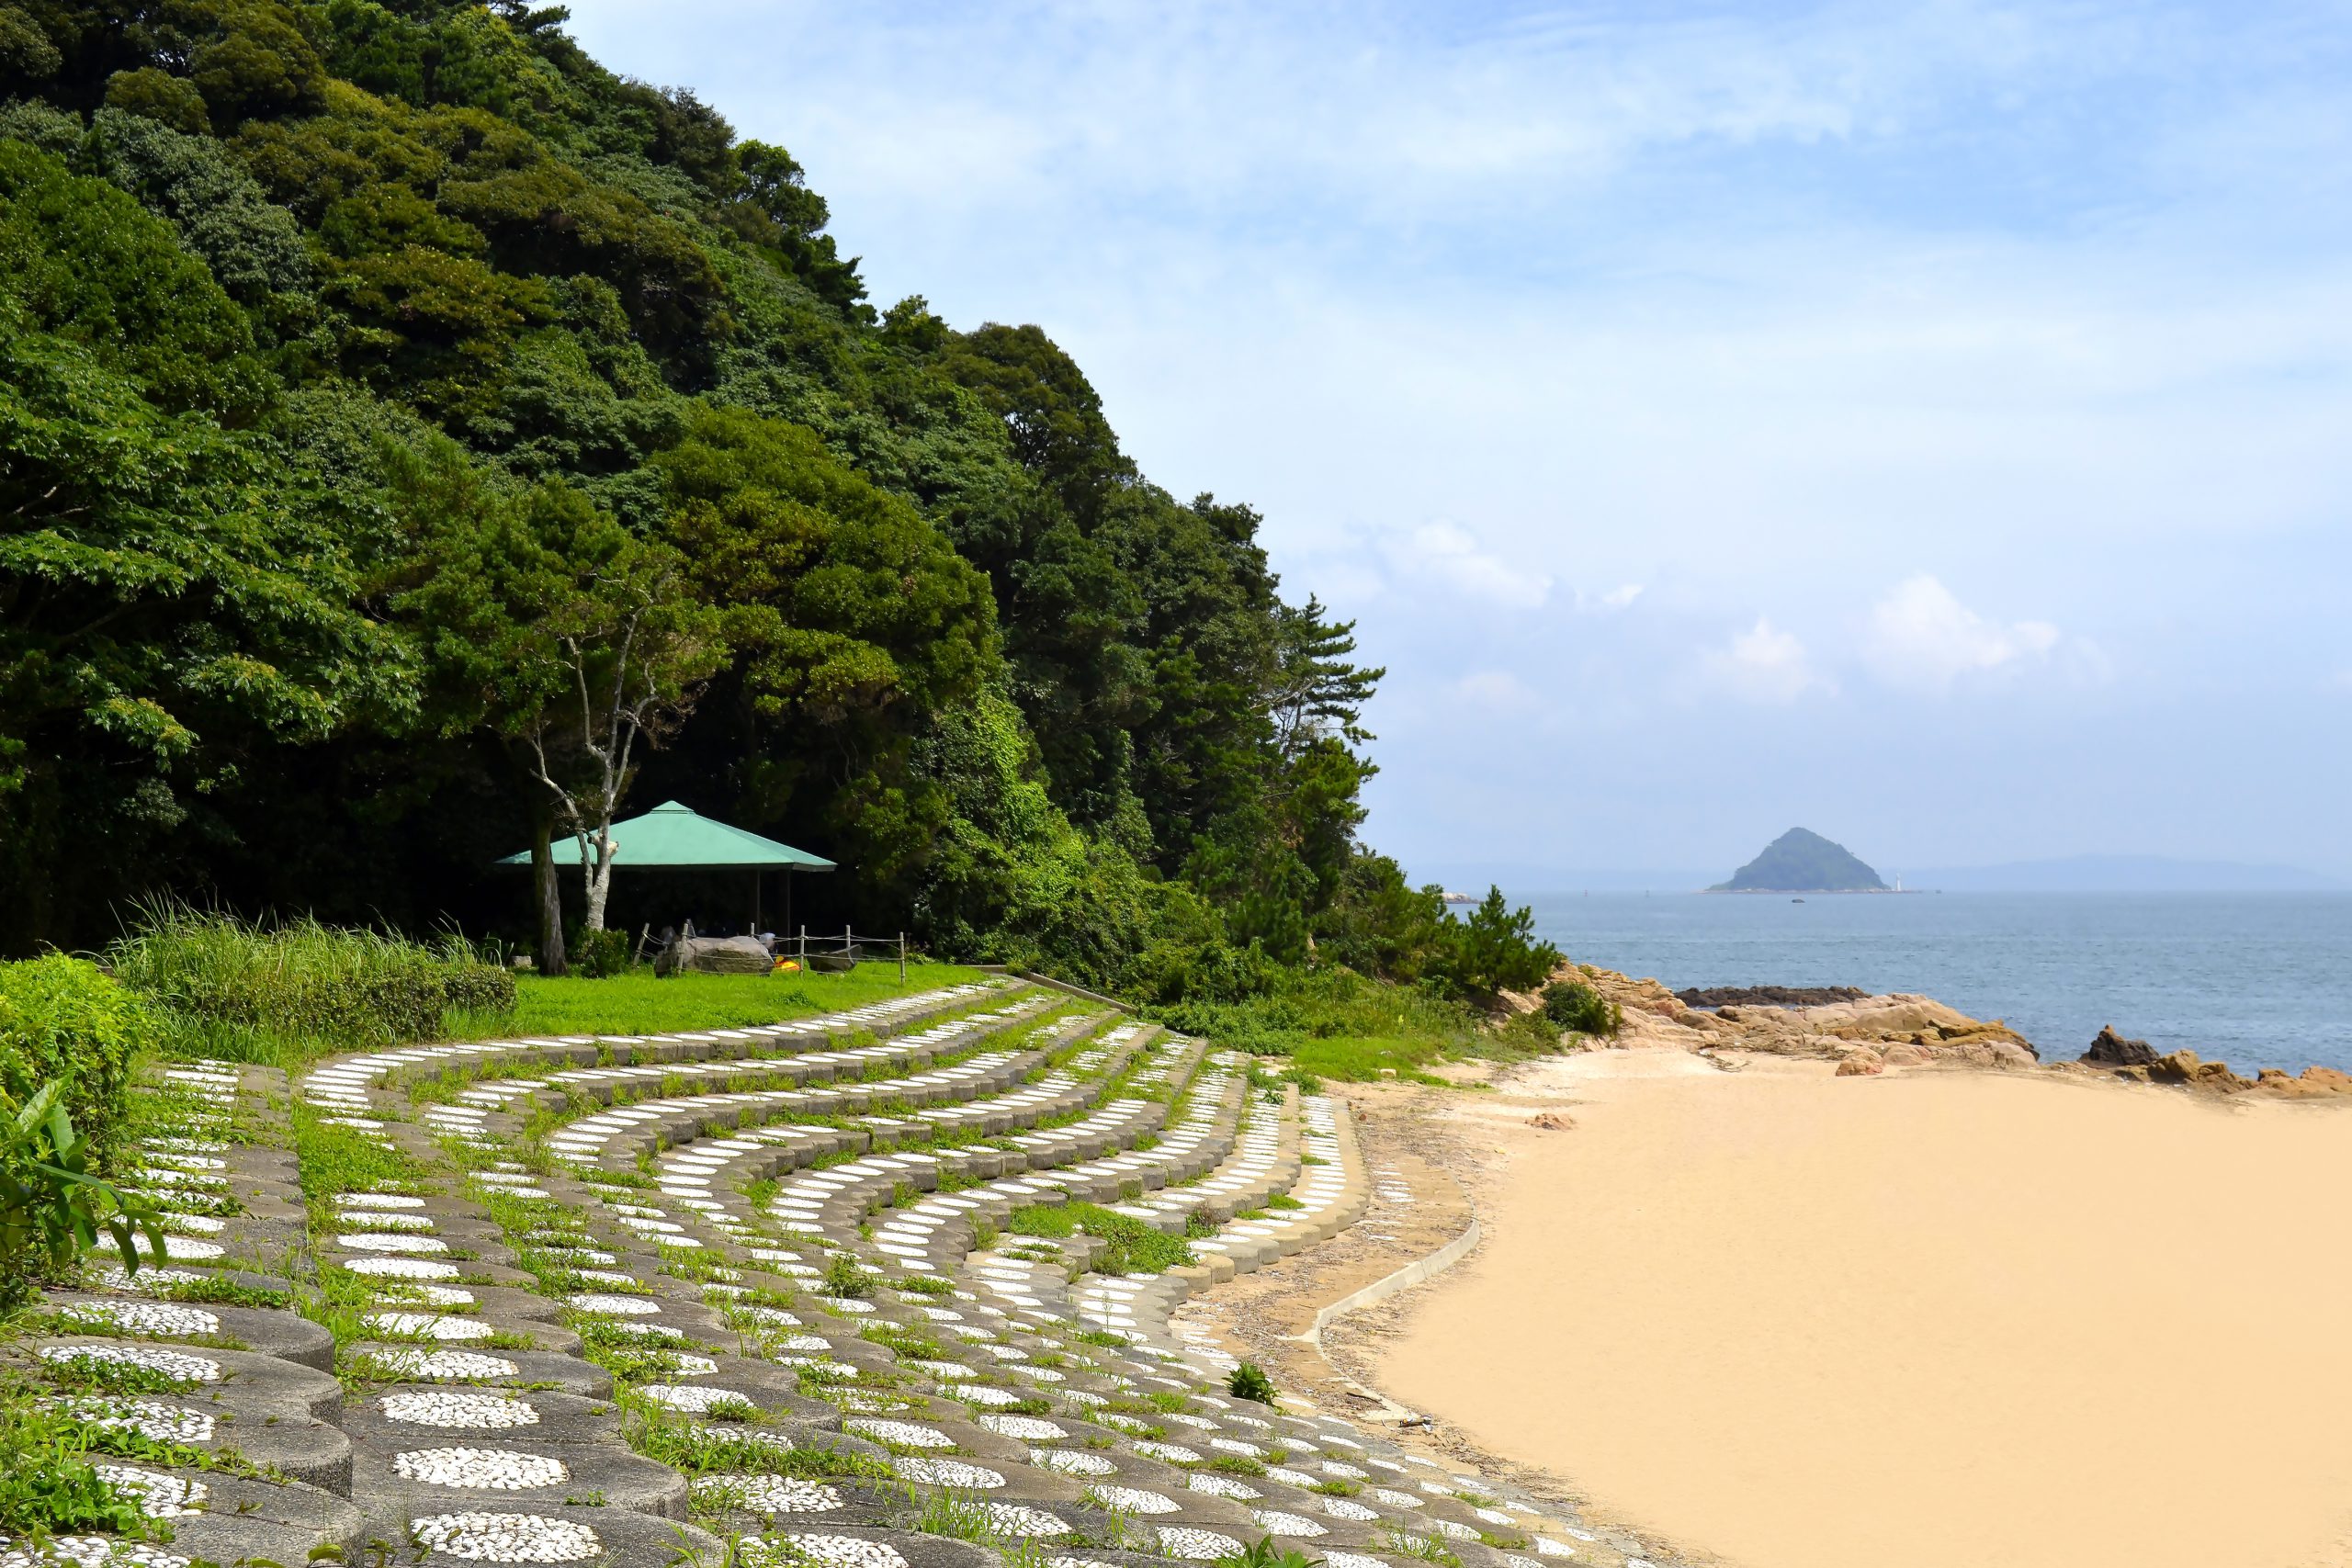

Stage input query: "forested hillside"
[{"left": 0, "top": 0, "right": 1543, "bottom": 1000}]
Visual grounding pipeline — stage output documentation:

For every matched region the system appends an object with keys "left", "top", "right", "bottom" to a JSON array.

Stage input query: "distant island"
[{"left": 1711, "top": 827, "right": 1891, "bottom": 892}]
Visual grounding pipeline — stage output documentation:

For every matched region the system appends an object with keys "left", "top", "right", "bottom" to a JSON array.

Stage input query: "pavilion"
[{"left": 499, "top": 800, "right": 835, "bottom": 936}]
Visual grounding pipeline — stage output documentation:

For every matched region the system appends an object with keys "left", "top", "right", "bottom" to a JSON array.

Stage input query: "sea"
[{"left": 1516, "top": 892, "right": 2352, "bottom": 1077}]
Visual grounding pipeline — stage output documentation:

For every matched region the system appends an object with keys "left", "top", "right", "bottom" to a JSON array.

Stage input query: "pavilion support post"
[{"left": 899, "top": 931, "right": 906, "bottom": 983}]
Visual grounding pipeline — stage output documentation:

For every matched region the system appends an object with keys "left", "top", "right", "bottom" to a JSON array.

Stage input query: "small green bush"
[
  {"left": 1227, "top": 1361, "right": 1278, "bottom": 1405},
  {"left": 567, "top": 927, "right": 632, "bottom": 979},
  {"left": 1540, "top": 978, "right": 1622, "bottom": 1037},
  {"left": 0, "top": 954, "right": 146, "bottom": 1159}
]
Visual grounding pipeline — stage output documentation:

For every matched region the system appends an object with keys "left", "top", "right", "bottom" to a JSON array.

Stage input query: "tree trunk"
[
  {"left": 533, "top": 815, "right": 568, "bottom": 976},
  {"left": 582, "top": 830, "right": 616, "bottom": 931},
  {"left": 585, "top": 855, "right": 611, "bottom": 931}
]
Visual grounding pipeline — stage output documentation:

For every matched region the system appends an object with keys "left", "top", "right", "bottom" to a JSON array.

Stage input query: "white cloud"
[
  {"left": 1455, "top": 670, "right": 1543, "bottom": 712},
  {"left": 1863, "top": 575, "right": 2060, "bottom": 690},
  {"left": 1388, "top": 521, "right": 1554, "bottom": 609},
  {"left": 1708, "top": 616, "right": 1826, "bottom": 704},
  {"left": 1576, "top": 583, "right": 1645, "bottom": 611}
]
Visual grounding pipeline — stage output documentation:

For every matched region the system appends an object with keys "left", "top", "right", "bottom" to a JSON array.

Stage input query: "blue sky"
[{"left": 562, "top": 0, "right": 2352, "bottom": 880}]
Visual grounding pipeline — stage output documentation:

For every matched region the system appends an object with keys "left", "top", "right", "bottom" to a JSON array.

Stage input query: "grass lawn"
[
  {"left": 454, "top": 960, "right": 989, "bottom": 1039},
  {"left": 1287, "top": 1034, "right": 1454, "bottom": 1086}
]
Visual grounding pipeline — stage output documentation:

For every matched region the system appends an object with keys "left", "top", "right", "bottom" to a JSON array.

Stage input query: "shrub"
[
  {"left": 0, "top": 1081, "right": 167, "bottom": 1307},
  {"left": 1226, "top": 1360, "right": 1278, "bottom": 1405},
  {"left": 0, "top": 954, "right": 146, "bottom": 1159},
  {"left": 567, "top": 926, "right": 632, "bottom": 978},
  {"left": 106, "top": 903, "right": 515, "bottom": 1058},
  {"left": 1540, "top": 979, "right": 1621, "bottom": 1037}
]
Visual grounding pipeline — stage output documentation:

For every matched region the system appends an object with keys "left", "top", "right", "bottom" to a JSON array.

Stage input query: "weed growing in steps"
[
  {"left": 0, "top": 1391, "right": 178, "bottom": 1544},
  {"left": 1381, "top": 1529, "right": 1464, "bottom": 1568},
  {"left": 1006, "top": 1201, "right": 1193, "bottom": 1273},
  {"left": 1221, "top": 1538, "right": 1331, "bottom": 1568},
  {"left": 291, "top": 1105, "right": 428, "bottom": 1206},
  {"left": 820, "top": 1254, "right": 875, "bottom": 1298},
  {"left": 33, "top": 1351, "right": 203, "bottom": 1399},
  {"left": 911, "top": 1488, "right": 1003, "bottom": 1544}
]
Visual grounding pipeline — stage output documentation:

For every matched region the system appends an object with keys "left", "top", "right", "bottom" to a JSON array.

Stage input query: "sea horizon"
[{"left": 1506, "top": 888, "right": 2352, "bottom": 1077}]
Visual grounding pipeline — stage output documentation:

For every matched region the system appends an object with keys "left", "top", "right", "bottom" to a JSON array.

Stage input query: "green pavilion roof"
[{"left": 497, "top": 801, "right": 836, "bottom": 871}]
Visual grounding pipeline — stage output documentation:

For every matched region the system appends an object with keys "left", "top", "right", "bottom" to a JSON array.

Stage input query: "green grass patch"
[
  {"left": 1007, "top": 1201, "right": 1193, "bottom": 1273},
  {"left": 0, "top": 1379, "right": 178, "bottom": 1543},
  {"left": 292, "top": 1103, "right": 428, "bottom": 1204},
  {"left": 453, "top": 963, "right": 987, "bottom": 1041},
  {"left": 1287, "top": 1035, "right": 1452, "bottom": 1085}
]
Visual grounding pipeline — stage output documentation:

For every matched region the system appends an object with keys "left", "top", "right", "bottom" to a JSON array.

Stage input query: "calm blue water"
[{"left": 1517, "top": 893, "right": 2352, "bottom": 1077}]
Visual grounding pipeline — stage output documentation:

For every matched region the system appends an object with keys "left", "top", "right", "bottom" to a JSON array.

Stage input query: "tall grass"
[
  {"left": 1148, "top": 964, "right": 1482, "bottom": 1082},
  {"left": 106, "top": 900, "right": 514, "bottom": 1065}
]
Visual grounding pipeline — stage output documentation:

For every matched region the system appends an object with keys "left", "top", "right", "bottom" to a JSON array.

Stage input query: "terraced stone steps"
[{"left": 26, "top": 980, "right": 1676, "bottom": 1568}]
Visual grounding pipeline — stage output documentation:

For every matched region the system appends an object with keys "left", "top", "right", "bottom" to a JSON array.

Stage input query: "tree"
[
  {"left": 529, "top": 541, "right": 718, "bottom": 931},
  {"left": 1443, "top": 886, "right": 1560, "bottom": 996},
  {"left": 649, "top": 404, "right": 997, "bottom": 908},
  {"left": 395, "top": 454, "right": 724, "bottom": 938},
  {"left": 0, "top": 145, "right": 402, "bottom": 951},
  {"left": 1267, "top": 596, "right": 1382, "bottom": 759},
  {"left": 727, "top": 140, "right": 867, "bottom": 317}
]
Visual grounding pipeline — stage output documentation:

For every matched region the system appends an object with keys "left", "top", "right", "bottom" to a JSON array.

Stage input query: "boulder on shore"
[
  {"left": 2082, "top": 1025, "right": 2161, "bottom": 1066},
  {"left": 655, "top": 934, "right": 771, "bottom": 977}
]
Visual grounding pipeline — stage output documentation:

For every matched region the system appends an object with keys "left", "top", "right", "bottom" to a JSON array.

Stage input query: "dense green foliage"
[
  {"left": 0, "top": 953, "right": 145, "bottom": 1156},
  {"left": 0, "top": 955, "right": 167, "bottom": 1307},
  {"left": 0, "top": 1, "right": 1552, "bottom": 1009}
]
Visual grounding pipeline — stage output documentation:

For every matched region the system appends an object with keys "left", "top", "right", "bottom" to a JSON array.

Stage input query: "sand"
[{"left": 1379, "top": 1054, "right": 2352, "bottom": 1568}]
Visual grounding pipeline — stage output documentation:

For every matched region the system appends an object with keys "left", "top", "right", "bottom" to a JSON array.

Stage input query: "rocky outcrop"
[
  {"left": 1528, "top": 961, "right": 2040, "bottom": 1071},
  {"left": 2069, "top": 1046, "right": 2352, "bottom": 1099},
  {"left": 2082, "top": 1025, "right": 2161, "bottom": 1066},
  {"left": 1834, "top": 1048, "right": 1885, "bottom": 1077}
]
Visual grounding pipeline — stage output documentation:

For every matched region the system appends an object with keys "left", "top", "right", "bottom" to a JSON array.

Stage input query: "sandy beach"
[{"left": 1378, "top": 1051, "right": 2352, "bottom": 1568}]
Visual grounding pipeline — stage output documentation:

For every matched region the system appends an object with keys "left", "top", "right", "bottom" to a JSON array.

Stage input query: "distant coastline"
[{"left": 1700, "top": 887, "right": 1921, "bottom": 896}]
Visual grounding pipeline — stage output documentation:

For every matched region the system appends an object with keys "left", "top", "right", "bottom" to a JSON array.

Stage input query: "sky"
[{"left": 560, "top": 0, "right": 2352, "bottom": 883}]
